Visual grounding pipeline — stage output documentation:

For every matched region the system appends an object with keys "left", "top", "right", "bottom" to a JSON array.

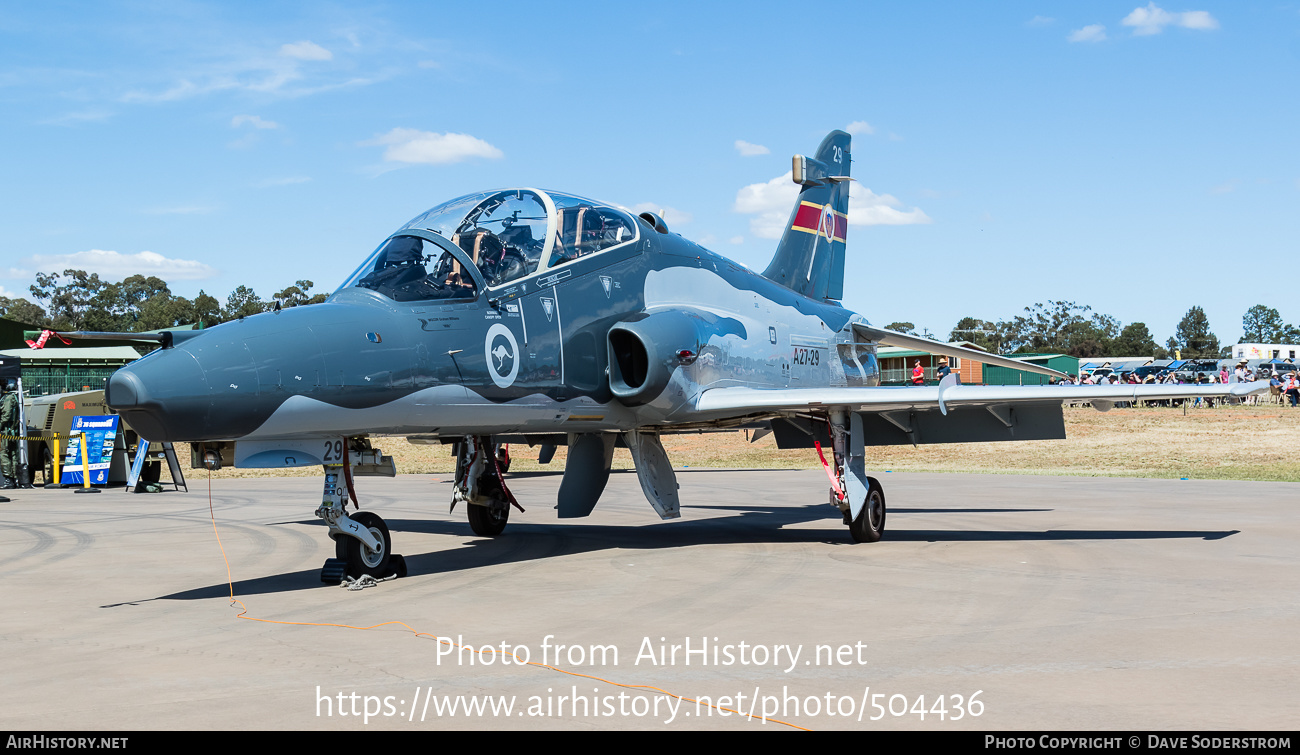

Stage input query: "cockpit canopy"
[{"left": 339, "top": 189, "right": 639, "bottom": 303}]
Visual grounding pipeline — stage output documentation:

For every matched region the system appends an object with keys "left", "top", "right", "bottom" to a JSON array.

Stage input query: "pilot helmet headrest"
[{"left": 382, "top": 236, "right": 424, "bottom": 264}]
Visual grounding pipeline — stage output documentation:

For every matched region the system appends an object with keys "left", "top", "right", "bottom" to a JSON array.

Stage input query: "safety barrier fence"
[{"left": 0, "top": 432, "right": 62, "bottom": 486}]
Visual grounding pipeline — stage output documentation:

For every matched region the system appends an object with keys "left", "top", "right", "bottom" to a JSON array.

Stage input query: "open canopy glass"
[{"left": 338, "top": 189, "right": 639, "bottom": 303}]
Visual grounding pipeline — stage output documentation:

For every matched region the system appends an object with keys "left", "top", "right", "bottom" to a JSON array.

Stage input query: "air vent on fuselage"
[
  {"left": 638, "top": 212, "right": 669, "bottom": 234},
  {"left": 609, "top": 329, "right": 648, "bottom": 390}
]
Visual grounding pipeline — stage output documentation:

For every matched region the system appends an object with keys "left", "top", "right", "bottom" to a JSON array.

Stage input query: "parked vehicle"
[
  {"left": 1174, "top": 359, "right": 1221, "bottom": 383},
  {"left": 1132, "top": 364, "right": 1168, "bottom": 381},
  {"left": 22, "top": 389, "right": 158, "bottom": 486}
]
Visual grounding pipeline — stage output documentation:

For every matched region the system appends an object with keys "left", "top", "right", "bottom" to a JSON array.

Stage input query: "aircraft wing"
[
  {"left": 694, "top": 379, "right": 1270, "bottom": 447},
  {"left": 697, "top": 380, "right": 1268, "bottom": 414}
]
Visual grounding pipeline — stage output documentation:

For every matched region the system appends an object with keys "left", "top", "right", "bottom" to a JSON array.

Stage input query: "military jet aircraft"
[{"left": 100, "top": 130, "right": 1263, "bottom": 581}]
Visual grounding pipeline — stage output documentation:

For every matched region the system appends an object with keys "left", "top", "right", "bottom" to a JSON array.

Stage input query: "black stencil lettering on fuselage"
[{"left": 792, "top": 347, "right": 822, "bottom": 367}]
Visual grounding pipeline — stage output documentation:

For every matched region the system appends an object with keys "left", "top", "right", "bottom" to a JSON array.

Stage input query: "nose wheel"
[{"left": 343, "top": 511, "right": 391, "bottom": 576}]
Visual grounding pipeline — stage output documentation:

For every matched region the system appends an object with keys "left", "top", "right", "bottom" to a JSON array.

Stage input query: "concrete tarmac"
[{"left": 0, "top": 469, "right": 1295, "bottom": 731}]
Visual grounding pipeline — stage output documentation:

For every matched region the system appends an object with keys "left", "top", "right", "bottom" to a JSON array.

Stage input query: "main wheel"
[
  {"left": 343, "top": 511, "right": 391, "bottom": 578},
  {"left": 467, "top": 500, "right": 509, "bottom": 536},
  {"left": 849, "top": 477, "right": 886, "bottom": 543}
]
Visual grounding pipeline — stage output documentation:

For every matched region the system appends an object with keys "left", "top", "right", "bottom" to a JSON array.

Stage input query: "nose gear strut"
[{"left": 316, "top": 438, "right": 406, "bottom": 583}]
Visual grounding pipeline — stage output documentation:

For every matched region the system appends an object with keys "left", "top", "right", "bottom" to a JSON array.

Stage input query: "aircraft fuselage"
[{"left": 109, "top": 227, "right": 878, "bottom": 452}]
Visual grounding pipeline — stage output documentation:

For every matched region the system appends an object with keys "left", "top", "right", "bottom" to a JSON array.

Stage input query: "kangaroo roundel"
[{"left": 485, "top": 323, "right": 519, "bottom": 388}]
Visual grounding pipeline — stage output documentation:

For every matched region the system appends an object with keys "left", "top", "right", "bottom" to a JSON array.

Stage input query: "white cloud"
[
  {"left": 1122, "top": 3, "right": 1218, "bottom": 35},
  {"left": 734, "top": 140, "right": 769, "bottom": 156},
  {"left": 280, "top": 41, "right": 332, "bottom": 61},
  {"left": 847, "top": 182, "right": 932, "bottom": 226},
  {"left": 734, "top": 172, "right": 930, "bottom": 238},
  {"left": 363, "top": 128, "right": 503, "bottom": 165},
  {"left": 22, "top": 250, "right": 217, "bottom": 280},
  {"left": 119, "top": 39, "right": 370, "bottom": 104},
  {"left": 728, "top": 236, "right": 744, "bottom": 245},
  {"left": 1069, "top": 24, "right": 1108, "bottom": 42},
  {"left": 630, "top": 203, "right": 693, "bottom": 226},
  {"left": 845, "top": 121, "right": 875, "bottom": 136},
  {"left": 123, "top": 80, "right": 201, "bottom": 103},
  {"left": 1028, "top": 15, "right": 1055, "bottom": 26},
  {"left": 1177, "top": 10, "right": 1219, "bottom": 30},
  {"left": 232, "top": 114, "right": 278, "bottom": 129},
  {"left": 734, "top": 173, "right": 800, "bottom": 239},
  {"left": 0, "top": 285, "right": 16, "bottom": 298}
]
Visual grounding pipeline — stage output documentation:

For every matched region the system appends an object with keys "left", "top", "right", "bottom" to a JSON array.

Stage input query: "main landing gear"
[
  {"left": 848, "top": 477, "right": 886, "bottom": 543},
  {"left": 823, "top": 409, "right": 888, "bottom": 543},
  {"left": 452, "top": 436, "right": 522, "bottom": 537},
  {"left": 316, "top": 440, "right": 406, "bottom": 583}
]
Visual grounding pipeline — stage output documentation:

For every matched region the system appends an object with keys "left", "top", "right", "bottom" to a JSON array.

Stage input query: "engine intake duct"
[{"left": 607, "top": 311, "right": 700, "bottom": 406}]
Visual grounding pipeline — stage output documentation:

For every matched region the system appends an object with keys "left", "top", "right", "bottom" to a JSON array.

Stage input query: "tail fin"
[{"left": 761, "top": 130, "right": 851, "bottom": 301}]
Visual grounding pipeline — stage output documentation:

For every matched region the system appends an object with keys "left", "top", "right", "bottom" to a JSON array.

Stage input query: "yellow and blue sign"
[{"left": 61, "top": 415, "right": 119, "bottom": 486}]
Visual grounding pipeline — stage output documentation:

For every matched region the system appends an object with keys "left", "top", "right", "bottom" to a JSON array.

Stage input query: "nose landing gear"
[{"left": 316, "top": 441, "right": 405, "bottom": 583}]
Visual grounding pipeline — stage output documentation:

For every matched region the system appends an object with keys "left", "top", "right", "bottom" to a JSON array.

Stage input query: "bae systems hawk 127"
[{"left": 97, "top": 131, "right": 1263, "bottom": 581}]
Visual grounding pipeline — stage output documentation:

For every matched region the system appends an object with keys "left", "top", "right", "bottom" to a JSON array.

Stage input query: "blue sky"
[{"left": 2, "top": 1, "right": 1297, "bottom": 346}]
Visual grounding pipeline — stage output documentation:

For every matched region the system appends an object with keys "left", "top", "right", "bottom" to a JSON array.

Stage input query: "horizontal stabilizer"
[{"left": 852, "top": 324, "right": 1069, "bottom": 380}]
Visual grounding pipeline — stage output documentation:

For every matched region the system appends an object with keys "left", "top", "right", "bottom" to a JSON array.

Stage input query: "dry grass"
[{"left": 187, "top": 401, "right": 1300, "bottom": 482}]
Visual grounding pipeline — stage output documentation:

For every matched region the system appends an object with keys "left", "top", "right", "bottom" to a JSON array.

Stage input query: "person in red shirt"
[{"left": 911, "top": 359, "right": 925, "bottom": 385}]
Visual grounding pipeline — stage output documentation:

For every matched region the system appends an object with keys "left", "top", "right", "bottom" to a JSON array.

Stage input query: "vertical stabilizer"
[{"left": 761, "top": 131, "right": 851, "bottom": 300}]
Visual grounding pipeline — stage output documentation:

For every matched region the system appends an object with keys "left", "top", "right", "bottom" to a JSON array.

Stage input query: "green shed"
[{"left": 981, "top": 353, "right": 1079, "bottom": 386}]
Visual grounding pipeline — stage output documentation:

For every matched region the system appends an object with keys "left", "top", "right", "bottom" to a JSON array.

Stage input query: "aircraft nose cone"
[
  {"left": 106, "top": 369, "right": 144, "bottom": 409},
  {"left": 107, "top": 350, "right": 210, "bottom": 442}
]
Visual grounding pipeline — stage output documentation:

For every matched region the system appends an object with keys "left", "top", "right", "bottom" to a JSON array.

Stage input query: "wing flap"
[{"left": 767, "top": 403, "right": 1067, "bottom": 448}]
